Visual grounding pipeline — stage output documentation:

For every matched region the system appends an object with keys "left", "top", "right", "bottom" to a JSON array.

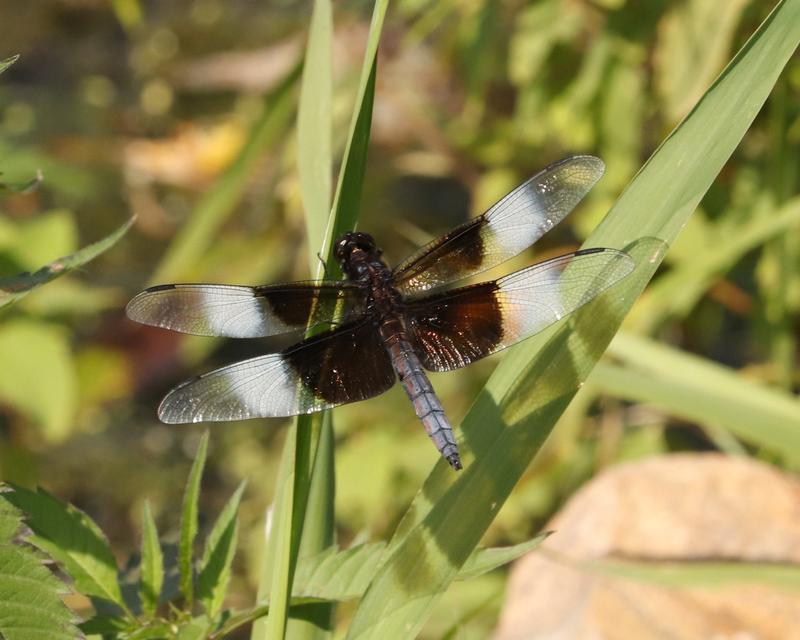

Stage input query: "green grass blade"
[
  {"left": 0, "top": 218, "right": 133, "bottom": 309},
  {"left": 322, "top": 0, "right": 388, "bottom": 272},
  {"left": 0, "top": 55, "right": 18, "bottom": 75},
  {"left": 631, "top": 196, "right": 800, "bottom": 331},
  {"left": 179, "top": 431, "right": 209, "bottom": 608},
  {"left": 257, "top": 3, "right": 388, "bottom": 639},
  {"left": 291, "top": 3, "right": 336, "bottom": 637},
  {"left": 139, "top": 500, "right": 163, "bottom": 619},
  {"left": 299, "top": 0, "right": 333, "bottom": 274},
  {"left": 150, "top": 65, "right": 300, "bottom": 284},
  {"left": 197, "top": 481, "right": 245, "bottom": 618},
  {"left": 346, "top": 2, "right": 800, "bottom": 638},
  {"left": 593, "top": 332, "right": 800, "bottom": 463},
  {"left": 578, "top": 556, "right": 800, "bottom": 592}
]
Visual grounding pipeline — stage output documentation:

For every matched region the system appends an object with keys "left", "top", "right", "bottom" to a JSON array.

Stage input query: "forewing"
[
  {"left": 158, "top": 319, "right": 396, "bottom": 422},
  {"left": 126, "top": 281, "right": 366, "bottom": 338},
  {"left": 393, "top": 156, "right": 605, "bottom": 295},
  {"left": 405, "top": 248, "right": 634, "bottom": 371}
]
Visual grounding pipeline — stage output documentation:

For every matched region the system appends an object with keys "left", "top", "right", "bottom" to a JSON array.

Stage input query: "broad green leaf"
[
  {"left": 347, "top": 2, "right": 800, "bottom": 638},
  {"left": 179, "top": 431, "right": 209, "bottom": 607},
  {"left": 0, "top": 217, "right": 132, "bottom": 309},
  {"left": 197, "top": 481, "right": 245, "bottom": 618},
  {"left": 1, "top": 485, "right": 127, "bottom": 612},
  {"left": 139, "top": 500, "right": 163, "bottom": 618},
  {"left": 0, "top": 55, "right": 18, "bottom": 75},
  {"left": 151, "top": 65, "right": 300, "bottom": 284},
  {"left": 593, "top": 332, "right": 800, "bottom": 462},
  {"left": 0, "top": 492, "right": 78, "bottom": 640},
  {"left": 0, "top": 320, "right": 76, "bottom": 441}
]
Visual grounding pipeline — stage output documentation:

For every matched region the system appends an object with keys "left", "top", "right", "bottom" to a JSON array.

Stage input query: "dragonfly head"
[{"left": 334, "top": 231, "right": 380, "bottom": 275}]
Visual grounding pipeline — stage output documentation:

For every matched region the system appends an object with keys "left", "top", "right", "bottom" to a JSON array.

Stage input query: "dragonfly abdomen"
[{"left": 380, "top": 319, "right": 462, "bottom": 470}]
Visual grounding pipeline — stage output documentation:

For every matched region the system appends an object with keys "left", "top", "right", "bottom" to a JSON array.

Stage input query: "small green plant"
[{"left": 0, "top": 432, "right": 545, "bottom": 639}]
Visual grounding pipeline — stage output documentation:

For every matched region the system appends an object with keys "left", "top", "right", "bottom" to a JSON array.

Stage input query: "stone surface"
[{"left": 494, "top": 453, "right": 800, "bottom": 640}]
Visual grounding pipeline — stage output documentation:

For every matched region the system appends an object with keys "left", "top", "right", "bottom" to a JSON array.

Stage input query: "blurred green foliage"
[{"left": 0, "top": 0, "right": 798, "bottom": 637}]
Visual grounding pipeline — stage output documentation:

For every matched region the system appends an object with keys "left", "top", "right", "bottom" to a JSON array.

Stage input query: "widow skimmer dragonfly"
[{"left": 127, "top": 156, "right": 633, "bottom": 470}]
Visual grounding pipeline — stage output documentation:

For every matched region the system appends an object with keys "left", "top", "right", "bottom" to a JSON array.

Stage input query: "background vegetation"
[{"left": 0, "top": 0, "right": 798, "bottom": 638}]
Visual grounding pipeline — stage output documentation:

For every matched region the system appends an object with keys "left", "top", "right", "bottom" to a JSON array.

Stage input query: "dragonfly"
[{"left": 126, "top": 156, "right": 634, "bottom": 470}]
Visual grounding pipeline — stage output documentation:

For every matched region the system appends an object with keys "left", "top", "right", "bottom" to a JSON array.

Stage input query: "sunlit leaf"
[
  {"left": 347, "top": 2, "right": 800, "bottom": 637},
  {"left": 1, "top": 485, "right": 127, "bottom": 612},
  {"left": 257, "top": 2, "right": 389, "bottom": 640}
]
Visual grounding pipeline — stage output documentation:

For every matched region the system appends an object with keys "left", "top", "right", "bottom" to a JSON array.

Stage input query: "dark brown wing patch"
[
  {"left": 405, "top": 282, "right": 504, "bottom": 371},
  {"left": 405, "top": 248, "right": 635, "bottom": 372},
  {"left": 284, "top": 319, "right": 396, "bottom": 406}
]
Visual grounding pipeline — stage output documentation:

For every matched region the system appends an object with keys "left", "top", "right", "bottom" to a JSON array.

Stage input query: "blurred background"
[{"left": 0, "top": 0, "right": 798, "bottom": 637}]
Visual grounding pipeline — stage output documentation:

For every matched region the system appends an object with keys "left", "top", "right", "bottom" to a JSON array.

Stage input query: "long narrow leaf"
[
  {"left": 0, "top": 218, "right": 133, "bottom": 309},
  {"left": 259, "top": 3, "right": 389, "bottom": 639},
  {"left": 197, "top": 481, "right": 245, "bottom": 618},
  {"left": 0, "top": 55, "right": 18, "bottom": 75},
  {"left": 179, "top": 431, "right": 209, "bottom": 607},
  {"left": 151, "top": 65, "right": 300, "bottom": 284},
  {"left": 347, "top": 2, "right": 800, "bottom": 638},
  {"left": 594, "top": 332, "right": 800, "bottom": 462},
  {"left": 140, "top": 500, "right": 163, "bottom": 618}
]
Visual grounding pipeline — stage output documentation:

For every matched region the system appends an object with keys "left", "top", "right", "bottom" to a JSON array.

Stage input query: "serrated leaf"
[
  {"left": 287, "top": 535, "right": 548, "bottom": 602},
  {"left": 0, "top": 492, "right": 79, "bottom": 640},
  {"left": 0, "top": 217, "right": 133, "bottom": 309},
  {"left": 179, "top": 431, "right": 209, "bottom": 607},
  {"left": 1, "top": 485, "right": 126, "bottom": 612},
  {"left": 78, "top": 614, "right": 130, "bottom": 634},
  {"left": 140, "top": 500, "right": 163, "bottom": 618},
  {"left": 197, "top": 482, "right": 245, "bottom": 618}
]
